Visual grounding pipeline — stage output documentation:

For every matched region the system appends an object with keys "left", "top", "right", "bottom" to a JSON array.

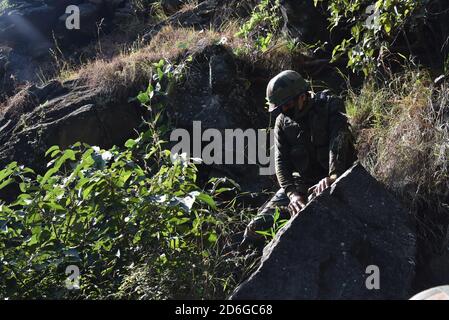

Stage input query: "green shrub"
[
  {"left": 0, "top": 60, "right": 258, "bottom": 300},
  {"left": 316, "top": 0, "right": 424, "bottom": 75},
  {"left": 236, "top": 0, "right": 281, "bottom": 53},
  {"left": 0, "top": 112, "right": 260, "bottom": 299},
  {"left": 348, "top": 70, "right": 449, "bottom": 252}
]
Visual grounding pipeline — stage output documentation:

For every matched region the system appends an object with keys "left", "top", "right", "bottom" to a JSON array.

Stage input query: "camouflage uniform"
[{"left": 244, "top": 90, "right": 357, "bottom": 244}]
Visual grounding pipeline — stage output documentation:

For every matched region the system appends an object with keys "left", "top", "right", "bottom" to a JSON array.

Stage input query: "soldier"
[{"left": 240, "top": 70, "right": 357, "bottom": 251}]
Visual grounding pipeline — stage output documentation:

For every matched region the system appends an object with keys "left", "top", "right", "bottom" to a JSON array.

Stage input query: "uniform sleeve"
[
  {"left": 274, "top": 115, "right": 306, "bottom": 198},
  {"left": 328, "top": 97, "right": 355, "bottom": 178}
]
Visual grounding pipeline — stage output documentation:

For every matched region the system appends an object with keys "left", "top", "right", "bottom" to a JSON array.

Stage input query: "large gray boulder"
[{"left": 231, "top": 164, "right": 416, "bottom": 300}]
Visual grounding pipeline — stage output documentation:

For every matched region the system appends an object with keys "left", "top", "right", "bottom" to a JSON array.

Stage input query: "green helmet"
[{"left": 266, "top": 70, "right": 310, "bottom": 112}]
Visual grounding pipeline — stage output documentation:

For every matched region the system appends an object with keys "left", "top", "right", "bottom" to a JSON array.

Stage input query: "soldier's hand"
[
  {"left": 309, "top": 176, "right": 336, "bottom": 197},
  {"left": 288, "top": 193, "right": 307, "bottom": 216}
]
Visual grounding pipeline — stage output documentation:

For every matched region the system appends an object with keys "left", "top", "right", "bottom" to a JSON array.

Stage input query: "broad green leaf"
[
  {"left": 125, "top": 139, "right": 137, "bottom": 148},
  {"left": 207, "top": 232, "right": 218, "bottom": 243},
  {"left": 0, "top": 178, "right": 14, "bottom": 190},
  {"left": 45, "top": 202, "right": 65, "bottom": 211},
  {"left": 45, "top": 146, "right": 60, "bottom": 157},
  {"left": 195, "top": 192, "right": 217, "bottom": 210},
  {"left": 137, "top": 92, "right": 150, "bottom": 105}
]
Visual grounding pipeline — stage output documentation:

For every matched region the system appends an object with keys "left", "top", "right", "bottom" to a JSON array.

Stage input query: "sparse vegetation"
[
  {"left": 314, "top": 0, "right": 430, "bottom": 76},
  {"left": 1, "top": 0, "right": 449, "bottom": 300},
  {"left": 148, "top": 0, "right": 169, "bottom": 23},
  {"left": 0, "top": 0, "right": 12, "bottom": 13},
  {"left": 0, "top": 61, "right": 260, "bottom": 299},
  {"left": 348, "top": 70, "right": 449, "bottom": 254},
  {"left": 73, "top": 26, "right": 224, "bottom": 100},
  {"left": 236, "top": 0, "right": 281, "bottom": 53},
  {"left": 53, "top": 22, "right": 302, "bottom": 100}
]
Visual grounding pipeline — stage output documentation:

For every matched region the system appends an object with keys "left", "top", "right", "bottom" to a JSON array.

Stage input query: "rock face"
[
  {"left": 166, "top": 45, "right": 273, "bottom": 192},
  {"left": 280, "top": 0, "right": 328, "bottom": 44},
  {"left": 0, "top": 0, "right": 128, "bottom": 48},
  {"left": 231, "top": 164, "right": 416, "bottom": 300},
  {"left": 161, "top": 0, "right": 186, "bottom": 15},
  {"left": 0, "top": 80, "right": 145, "bottom": 173},
  {"left": 0, "top": 44, "right": 274, "bottom": 198},
  {"left": 0, "top": 0, "right": 135, "bottom": 89}
]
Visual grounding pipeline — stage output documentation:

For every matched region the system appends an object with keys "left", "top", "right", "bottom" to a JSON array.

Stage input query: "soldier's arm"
[
  {"left": 274, "top": 116, "right": 307, "bottom": 199},
  {"left": 327, "top": 96, "right": 355, "bottom": 179}
]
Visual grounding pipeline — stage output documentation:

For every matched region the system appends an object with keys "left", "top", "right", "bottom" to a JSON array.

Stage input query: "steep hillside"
[{"left": 0, "top": 0, "right": 448, "bottom": 299}]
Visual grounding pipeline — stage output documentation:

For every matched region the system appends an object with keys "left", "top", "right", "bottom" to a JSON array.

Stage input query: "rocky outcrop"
[
  {"left": 169, "top": 45, "right": 266, "bottom": 129},
  {"left": 231, "top": 164, "right": 416, "bottom": 300},
  {"left": 165, "top": 44, "right": 274, "bottom": 192},
  {"left": 143, "top": 0, "right": 260, "bottom": 41},
  {"left": 280, "top": 0, "right": 328, "bottom": 44},
  {"left": 0, "top": 44, "right": 274, "bottom": 197},
  {"left": 0, "top": 0, "right": 129, "bottom": 49},
  {"left": 0, "top": 0, "right": 335, "bottom": 90},
  {"left": 0, "top": 0, "right": 137, "bottom": 88},
  {"left": 0, "top": 79, "right": 144, "bottom": 172},
  {"left": 146, "top": 0, "right": 329, "bottom": 47}
]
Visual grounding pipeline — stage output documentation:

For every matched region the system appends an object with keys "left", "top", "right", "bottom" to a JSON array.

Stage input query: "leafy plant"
[
  {"left": 255, "top": 207, "right": 289, "bottom": 241},
  {"left": 236, "top": 0, "right": 281, "bottom": 52},
  {"left": 0, "top": 59, "right": 255, "bottom": 300},
  {"left": 315, "top": 0, "right": 423, "bottom": 76},
  {"left": 136, "top": 58, "right": 182, "bottom": 109},
  {"left": 255, "top": 33, "right": 273, "bottom": 53}
]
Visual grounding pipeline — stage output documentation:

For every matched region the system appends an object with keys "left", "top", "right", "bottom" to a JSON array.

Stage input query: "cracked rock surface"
[{"left": 231, "top": 164, "right": 416, "bottom": 300}]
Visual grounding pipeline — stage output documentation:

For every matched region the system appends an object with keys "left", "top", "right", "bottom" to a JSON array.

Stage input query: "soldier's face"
[
  {"left": 281, "top": 101, "right": 294, "bottom": 114},
  {"left": 297, "top": 94, "right": 308, "bottom": 111},
  {"left": 281, "top": 94, "right": 308, "bottom": 117},
  {"left": 280, "top": 100, "right": 295, "bottom": 118}
]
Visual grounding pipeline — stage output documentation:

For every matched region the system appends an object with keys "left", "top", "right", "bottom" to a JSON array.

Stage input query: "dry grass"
[
  {"left": 179, "top": 0, "right": 200, "bottom": 13},
  {"left": 4, "top": 15, "right": 302, "bottom": 114},
  {"left": 55, "top": 14, "right": 308, "bottom": 96},
  {"left": 348, "top": 70, "right": 449, "bottom": 253},
  {"left": 0, "top": 86, "right": 36, "bottom": 119},
  {"left": 69, "top": 21, "right": 271, "bottom": 100},
  {"left": 22, "top": 0, "right": 313, "bottom": 103},
  {"left": 74, "top": 25, "right": 225, "bottom": 100}
]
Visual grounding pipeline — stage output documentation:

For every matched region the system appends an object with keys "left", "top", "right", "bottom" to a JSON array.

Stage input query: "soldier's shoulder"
[
  {"left": 275, "top": 113, "right": 285, "bottom": 127},
  {"left": 313, "top": 90, "right": 344, "bottom": 113},
  {"left": 313, "top": 89, "right": 341, "bottom": 103},
  {"left": 275, "top": 112, "right": 291, "bottom": 124}
]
